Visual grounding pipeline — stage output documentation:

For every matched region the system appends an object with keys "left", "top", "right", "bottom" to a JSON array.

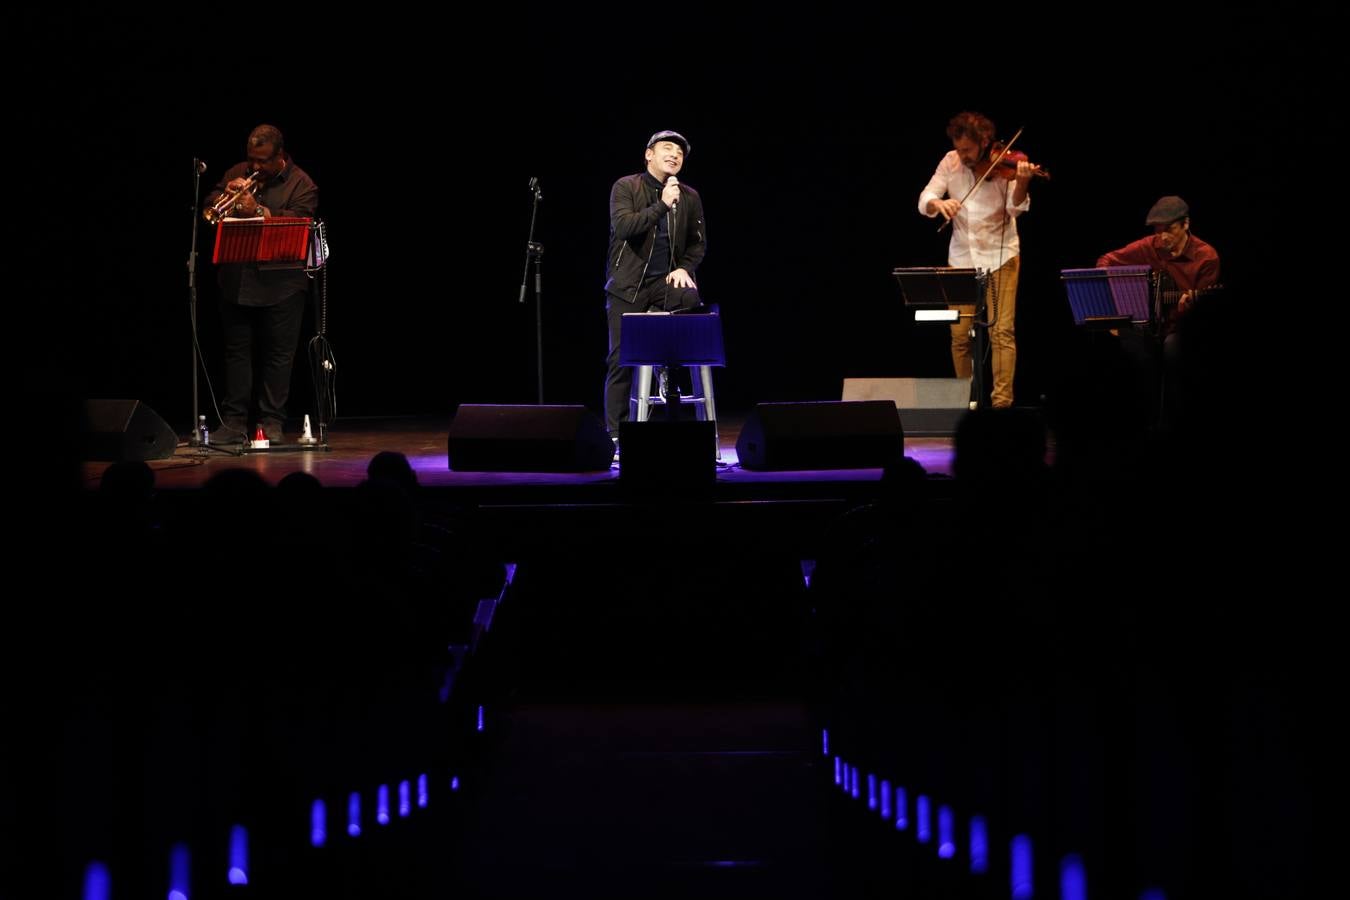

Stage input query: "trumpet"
[{"left": 203, "top": 170, "right": 264, "bottom": 224}]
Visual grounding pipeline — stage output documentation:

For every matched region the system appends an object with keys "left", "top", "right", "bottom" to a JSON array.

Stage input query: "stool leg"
[
  {"left": 696, "top": 365, "right": 722, "bottom": 462},
  {"left": 633, "top": 365, "right": 654, "bottom": 423}
]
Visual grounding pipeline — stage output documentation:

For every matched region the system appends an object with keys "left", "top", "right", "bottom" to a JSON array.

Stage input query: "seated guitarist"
[
  {"left": 1096, "top": 196, "right": 1221, "bottom": 431},
  {"left": 1096, "top": 195, "right": 1221, "bottom": 332}
]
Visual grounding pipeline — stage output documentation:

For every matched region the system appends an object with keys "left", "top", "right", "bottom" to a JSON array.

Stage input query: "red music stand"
[
  {"left": 212, "top": 216, "right": 314, "bottom": 268},
  {"left": 211, "top": 216, "right": 331, "bottom": 453}
]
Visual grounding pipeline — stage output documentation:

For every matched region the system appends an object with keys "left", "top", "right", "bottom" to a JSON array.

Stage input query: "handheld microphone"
[{"left": 666, "top": 176, "right": 679, "bottom": 209}]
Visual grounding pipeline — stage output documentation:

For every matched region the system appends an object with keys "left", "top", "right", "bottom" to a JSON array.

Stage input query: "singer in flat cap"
[{"left": 601, "top": 130, "right": 708, "bottom": 448}]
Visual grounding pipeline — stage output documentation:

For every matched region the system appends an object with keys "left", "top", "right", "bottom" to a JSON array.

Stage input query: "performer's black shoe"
[{"left": 211, "top": 422, "right": 247, "bottom": 445}]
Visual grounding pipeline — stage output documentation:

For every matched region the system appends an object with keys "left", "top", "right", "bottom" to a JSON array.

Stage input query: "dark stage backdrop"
[{"left": 37, "top": 10, "right": 1307, "bottom": 434}]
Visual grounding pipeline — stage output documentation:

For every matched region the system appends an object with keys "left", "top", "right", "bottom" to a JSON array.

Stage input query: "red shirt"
[{"left": 1096, "top": 232, "right": 1220, "bottom": 293}]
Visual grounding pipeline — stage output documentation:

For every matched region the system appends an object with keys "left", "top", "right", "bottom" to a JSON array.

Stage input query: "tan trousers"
[{"left": 949, "top": 256, "right": 1019, "bottom": 408}]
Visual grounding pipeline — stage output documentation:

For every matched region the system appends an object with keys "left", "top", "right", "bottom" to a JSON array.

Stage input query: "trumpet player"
[{"left": 204, "top": 124, "right": 318, "bottom": 445}]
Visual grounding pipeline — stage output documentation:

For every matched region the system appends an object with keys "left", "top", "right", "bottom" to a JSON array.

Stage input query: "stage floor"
[{"left": 79, "top": 414, "right": 958, "bottom": 495}]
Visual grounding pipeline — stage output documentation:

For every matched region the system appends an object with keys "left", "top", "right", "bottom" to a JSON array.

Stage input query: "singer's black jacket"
[{"left": 604, "top": 171, "right": 706, "bottom": 302}]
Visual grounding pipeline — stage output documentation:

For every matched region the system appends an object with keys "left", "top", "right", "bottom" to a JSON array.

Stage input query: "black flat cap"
[{"left": 647, "top": 130, "right": 691, "bottom": 155}]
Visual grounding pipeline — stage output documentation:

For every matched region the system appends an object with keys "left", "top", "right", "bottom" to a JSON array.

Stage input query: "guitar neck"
[{"left": 1157, "top": 280, "right": 1223, "bottom": 327}]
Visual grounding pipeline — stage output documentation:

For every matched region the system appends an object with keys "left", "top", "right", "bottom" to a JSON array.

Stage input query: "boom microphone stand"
[{"left": 518, "top": 177, "right": 545, "bottom": 404}]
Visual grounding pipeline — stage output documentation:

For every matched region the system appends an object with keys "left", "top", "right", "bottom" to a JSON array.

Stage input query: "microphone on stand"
[
  {"left": 194, "top": 158, "right": 207, "bottom": 174},
  {"left": 520, "top": 177, "right": 543, "bottom": 304}
]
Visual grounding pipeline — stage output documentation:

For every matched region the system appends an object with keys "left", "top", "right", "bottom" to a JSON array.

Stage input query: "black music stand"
[
  {"left": 893, "top": 267, "right": 988, "bottom": 408},
  {"left": 214, "top": 217, "right": 332, "bottom": 453},
  {"left": 1063, "top": 264, "right": 1180, "bottom": 428}
]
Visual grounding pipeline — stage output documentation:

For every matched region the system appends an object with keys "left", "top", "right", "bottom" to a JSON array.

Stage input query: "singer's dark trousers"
[
  {"left": 604, "top": 278, "right": 702, "bottom": 437},
  {"left": 220, "top": 289, "right": 307, "bottom": 431}
]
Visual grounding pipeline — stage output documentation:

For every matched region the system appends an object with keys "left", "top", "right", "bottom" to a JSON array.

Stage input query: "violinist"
[{"left": 919, "top": 111, "right": 1039, "bottom": 408}]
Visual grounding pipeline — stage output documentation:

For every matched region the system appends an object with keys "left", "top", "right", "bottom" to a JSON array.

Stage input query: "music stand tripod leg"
[{"left": 971, "top": 271, "right": 989, "bottom": 409}]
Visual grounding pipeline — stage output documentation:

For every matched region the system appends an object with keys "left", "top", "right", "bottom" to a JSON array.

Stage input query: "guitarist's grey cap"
[{"left": 1146, "top": 195, "right": 1189, "bottom": 225}]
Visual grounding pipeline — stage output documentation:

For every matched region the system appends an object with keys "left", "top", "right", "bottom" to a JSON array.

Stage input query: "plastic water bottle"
[{"left": 198, "top": 415, "right": 209, "bottom": 447}]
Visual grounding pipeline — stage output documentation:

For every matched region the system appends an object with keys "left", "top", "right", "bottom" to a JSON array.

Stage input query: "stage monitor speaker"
[
  {"left": 448, "top": 404, "right": 614, "bottom": 472},
  {"left": 81, "top": 399, "right": 178, "bottom": 461},
  {"left": 842, "top": 377, "right": 972, "bottom": 436},
  {"left": 735, "top": 400, "right": 903, "bottom": 470},
  {"left": 619, "top": 420, "right": 716, "bottom": 493}
]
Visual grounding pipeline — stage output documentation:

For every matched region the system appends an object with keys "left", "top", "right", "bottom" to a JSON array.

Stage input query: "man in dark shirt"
[
  {"left": 205, "top": 124, "right": 318, "bottom": 444},
  {"left": 602, "top": 130, "right": 707, "bottom": 445}
]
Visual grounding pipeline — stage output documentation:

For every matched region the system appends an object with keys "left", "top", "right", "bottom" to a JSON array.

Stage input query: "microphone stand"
[
  {"left": 660, "top": 202, "right": 683, "bottom": 415},
  {"left": 187, "top": 159, "right": 206, "bottom": 447},
  {"left": 518, "top": 177, "right": 545, "bottom": 404}
]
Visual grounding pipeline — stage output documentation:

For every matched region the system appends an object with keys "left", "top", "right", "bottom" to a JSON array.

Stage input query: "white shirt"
[{"left": 918, "top": 150, "right": 1030, "bottom": 272}]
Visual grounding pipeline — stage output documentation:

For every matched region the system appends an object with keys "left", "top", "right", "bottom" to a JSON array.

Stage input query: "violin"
[
  {"left": 973, "top": 140, "right": 1051, "bottom": 181},
  {"left": 936, "top": 126, "right": 1048, "bottom": 232}
]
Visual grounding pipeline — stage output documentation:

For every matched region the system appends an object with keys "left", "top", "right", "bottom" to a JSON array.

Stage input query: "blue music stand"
[
  {"left": 619, "top": 309, "right": 725, "bottom": 459},
  {"left": 1061, "top": 265, "right": 1152, "bottom": 330}
]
